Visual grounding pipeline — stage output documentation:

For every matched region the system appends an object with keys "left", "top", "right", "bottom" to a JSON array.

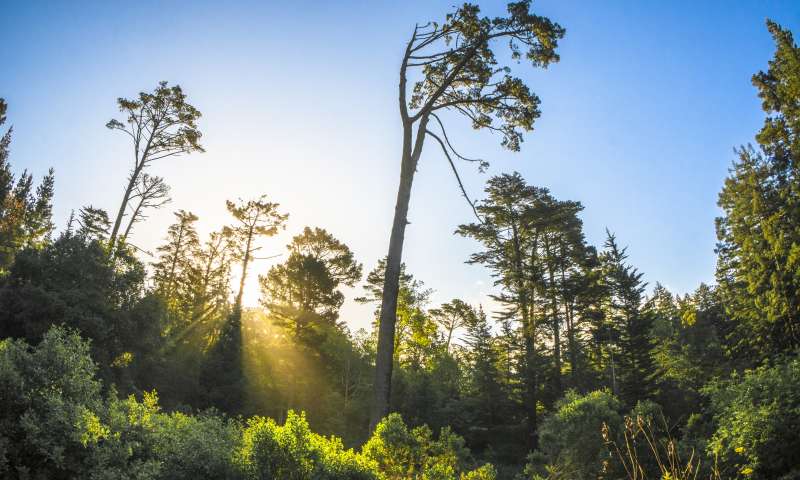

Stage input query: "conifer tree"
[
  {"left": 152, "top": 210, "right": 200, "bottom": 329},
  {"left": 430, "top": 298, "right": 474, "bottom": 352},
  {"left": 600, "top": 231, "right": 655, "bottom": 404},
  {"left": 0, "top": 99, "right": 55, "bottom": 272},
  {"left": 225, "top": 195, "right": 288, "bottom": 312},
  {"left": 76, "top": 206, "right": 112, "bottom": 242},
  {"left": 461, "top": 305, "right": 507, "bottom": 447},
  {"left": 716, "top": 21, "right": 800, "bottom": 357},
  {"left": 260, "top": 226, "right": 362, "bottom": 340}
]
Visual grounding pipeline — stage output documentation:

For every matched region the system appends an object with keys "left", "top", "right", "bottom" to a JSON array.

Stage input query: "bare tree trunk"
[
  {"left": 545, "top": 238, "right": 562, "bottom": 393},
  {"left": 370, "top": 116, "right": 428, "bottom": 431},
  {"left": 120, "top": 197, "right": 144, "bottom": 244},
  {"left": 109, "top": 172, "right": 139, "bottom": 252},
  {"left": 560, "top": 264, "right": 579, "bottom": 385},
  {"left": 235, "top": 226, "right": 254, "bottom": 311}
]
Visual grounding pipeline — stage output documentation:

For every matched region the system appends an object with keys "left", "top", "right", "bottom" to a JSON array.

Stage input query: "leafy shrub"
[
  {"left": 535, "top": 390, "right": 623, "bottom": 480},
  {"left": 237, "top": 410, "right": 378, "bottom": 480},
  {"left": 0, "top": 326, "right": 102, "bottom": 478},
  {"left": 362, "top": 412, "right": 495, "bottom": 480},
  {"left": 151, "top": 411, "right": 242, "bottom": 480},
  {"left": 704, "top": 356, "right": 800, "bottom": 479},
  {"left": 1, "top": 326, "right": 498, "bottom": 480}
]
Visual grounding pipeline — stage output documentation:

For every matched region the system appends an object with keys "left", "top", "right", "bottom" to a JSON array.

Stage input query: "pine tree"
[
  {"left": 260, "top": 226, "right": 362, "bottom": 341},
  {"left": 76, "top": 206, "right": 112, "bottom": 242},
  {"left": 716, "top": 22, "right": 800, "bottom": 357},
  {"left": 601, "top": 231, "right": 655, "bottom": 405},
  {"left": 152, "top": 210, "right": 200, "bottom": 330},
  {"left": 461, "top": 305, "right": 507, "bottom": 449},
  {"left": 0, "top": 101, "right": 55, "bottom": 272}
]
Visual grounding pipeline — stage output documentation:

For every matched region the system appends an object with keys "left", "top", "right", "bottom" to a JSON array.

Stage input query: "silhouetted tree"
[
  {"left": 372, "top": 1, "right": 565, "bottom": 429},
  {"left": 106, "top": 81, "right": 203, "bottom": 253},
  {"left": 120, "top": 174, "right": 171, "bottom": 244},
  {"left": 260, "top": 226, "right": 361, "bottom": 341}
]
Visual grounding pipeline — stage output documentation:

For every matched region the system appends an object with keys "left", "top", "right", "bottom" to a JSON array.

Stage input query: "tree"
[
  {"left": 457, "top": 172, "right": 546, "bottom": 449},
  {"left": 460, "top": 305, "right": 509, "bottom": 454},
  {"left": 120, "top": 174, "right": 171, "bottom": 244},
  {"left": 77, "top": 206, "right": 112, "bottom": 242},
  {"left": 152, "top": 210, "right": 201, "bottom": 330},
  {"left": 0, "top": 231, "right": 162, "bottom": 388},
  {"left": 357, "top": 258, "right": 433, "bottom": 360},
  {"left": 716, "top": 22, "right": 800, "bottom": 358},
  {"left": 372, "top": 1, "right": 565, "bottom": 429},
  {"left": 106, "top": 81, "right": 203, "bottom": 253},
  {"left": 430, "top": 299, "right": 474, "bottom": 352},
  {"left": 600, "top": 232, "right": 655, "bottom": 404},
  {"left": 260, "top": 226, "right": 362, "bottom": 339},
  {"left": 189, "top": 230, "right": 234, "bottom": 328},
  {"left": 225, "top": 195, "right": 288, "bottom": 312},
  {"left": 0, "top": 99, "right": 55, "bottom": 273}
]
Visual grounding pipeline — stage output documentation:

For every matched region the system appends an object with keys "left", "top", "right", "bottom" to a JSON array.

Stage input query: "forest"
[{"left": 2, "top": 2, "right": 800, "bottom": 479}]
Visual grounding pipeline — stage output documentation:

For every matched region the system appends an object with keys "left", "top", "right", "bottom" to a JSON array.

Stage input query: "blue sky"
[{"left": 2, "top": 1, "right": 798, "bottom": 330}]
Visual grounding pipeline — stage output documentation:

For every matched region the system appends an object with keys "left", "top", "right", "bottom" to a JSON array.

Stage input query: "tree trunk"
[
  {"left": 370, "top": 155, "right": 414, "bottom": 431},
  {"left": 560, "top": 264, "right": 578, "bottom": 385},
  {"left": 370, "top": 116, "right": 428, "bottom": 431},
  {"left": 109, "top": 171, "right": 139, "bottom": 252},
  {"left": 235, "top": 226, "right": 254, "bottom": 311},
  {"left": 546, "top": 239, "right": 562, "bottom": 393}
]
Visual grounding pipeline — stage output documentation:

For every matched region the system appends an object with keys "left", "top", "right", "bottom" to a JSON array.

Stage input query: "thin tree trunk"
[
  {"left": 546, "top": 238, "right": 562, "bottom": 393},
  {"left": 235, "top": 226, "right": 254, "bottom": 311},
  {"left": 120, "top": 196, "right": 145, "bottom": 244},
  {"left": 109, "top": 172, "right": 139, "bottom": 252},
  {"left": 560, "top": 262, "right": 578, "bottom": 384},
  {"left": 370, "top": 115, "right": 429, "bottom": 431}
]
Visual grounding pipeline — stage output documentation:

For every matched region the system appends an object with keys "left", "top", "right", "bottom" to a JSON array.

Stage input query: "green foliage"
[
  {"left": 2, "top": 326, "right": 503, "bottom": 480},
  {"left": 150, "top": 410, "right": 242, "bottom": 480},
  {"left": 716, "top": 21, "right": 800, "bottom": 357},
  {"left": 363, "top": 413, "right": 495, "bottom": 480},
  {"left": 238, "top": 411, "right": 377, "bottom": 480},
  {"left": 536, "top": 390, "right": 622, "bottom": 480},
  {"left": 261, "top": 226, "right": 362, "bottom": 340},
  {"left": 704, "top": 355, "right": 800, "bottom": 479},
  {"left": 0, "top": 98, "right": 55, "bottom": 274},
  {"left": 0, "top": 232, "right": 163, "bottom": 387},
  {"left": 0, "top": 326, "right": 102, "bottom": 478}
]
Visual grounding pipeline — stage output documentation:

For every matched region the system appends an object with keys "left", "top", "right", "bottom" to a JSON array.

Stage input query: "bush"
[
  {"left": 0, "top": 326, "right": 102, "bottom": 478},
  {"left": 704, "top": 355, "right": 800, "bottom": 479},
  {"left": 535, "top": 390, "right": 622, "bottom": 480},
  {"left": 236, "top": 410, "right": 378, "bottom": 480},
  {"left": 363, "top": 412, "right": 495, "bottom": 480},
  {"left": 1, "top": 326, "right": 499, "bottom": 480}
]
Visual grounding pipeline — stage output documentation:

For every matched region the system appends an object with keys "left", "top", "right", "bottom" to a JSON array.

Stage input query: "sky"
[{"left": 2, "top": 1, "right": 799, "bottom": 332}]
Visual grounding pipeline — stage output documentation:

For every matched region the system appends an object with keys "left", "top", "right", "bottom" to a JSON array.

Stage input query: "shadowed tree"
[
  {"left": 0, "top": 98, "right": 55, "bottom": 272},
  {"left": 105, "top": 81, "right": 203, "bottom": 253},
  {"left": 120, "top": 174, "right": 171, "bottom": 244},
  {"left": 372, "top": 1, "right": 564, "bottom": 429},
  {"left": 189, "top": 230, "right": 234, "bottom": 327},
  {"left": 152, "top": 210, "right": 200, "bottom": 330},
  {"left": 457, "top": 172, "right": 546, "bottom": 449},
  {"left": 260, "top": 226, "right": 362, "bottom": 340},
  {"left": 76, "top": 206, "right": 111, "bottom": 242},
  {"left": 430, "top": 298, "right": 475, "bottom": 352},
  {"left": 225, "top": 195, "right": 288, "bottom": 312}
]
